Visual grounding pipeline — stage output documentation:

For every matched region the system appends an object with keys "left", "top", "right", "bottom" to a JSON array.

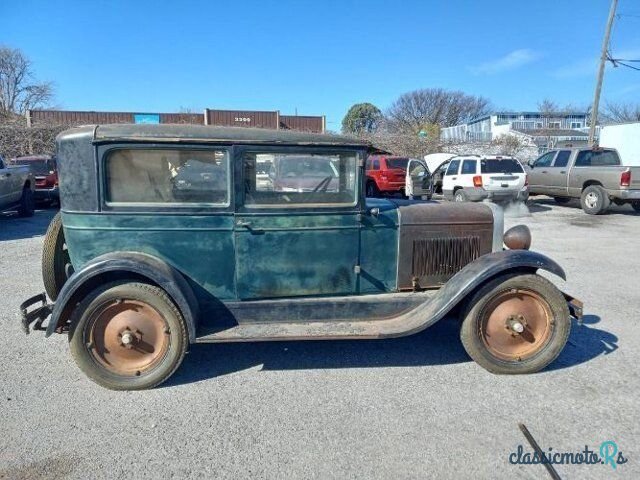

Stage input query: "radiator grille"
[{"left": 411, "top": 236, "right": 481, "bottom": 278}]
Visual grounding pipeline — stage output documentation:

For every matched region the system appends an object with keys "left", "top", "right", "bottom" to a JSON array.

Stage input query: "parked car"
[
  {"left": 11, "top": 154, "right": 59, "bottom": 205},
  {"left": 0, "top": 154, "right": 35, "bottom": 216},
  {"left": 442, "top": 155, "right": 529, "bottom": 203},
  {"left": 527, "top": 147, "right": 640, "bottom": 214},
  {"left": 20, "top": 124, "right": 581, "bottom": 390},
  {"left": 365, "top": 155, "right": 410, "bottom": 197}
]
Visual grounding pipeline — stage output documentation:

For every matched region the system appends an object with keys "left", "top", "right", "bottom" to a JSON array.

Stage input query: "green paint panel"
[{"left": 359, "top": 199, "right": 399, "bottom": 293}]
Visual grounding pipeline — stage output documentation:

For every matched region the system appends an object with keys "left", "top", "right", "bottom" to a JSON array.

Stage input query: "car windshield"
[
  {"left": 278, "top": 157, "right": 337, "bottom": 178},
  {"left": 575, "top": 150, "right": 621, "bottom": 167},
  {"left": 13, "top": 158, "right": 51, "bottom": 174},
  {"left": 386, "top": 158, "right": 409, "bottom": 169},
  {"left": 481, "top": 159, "right": 523, "bottom": 174}
]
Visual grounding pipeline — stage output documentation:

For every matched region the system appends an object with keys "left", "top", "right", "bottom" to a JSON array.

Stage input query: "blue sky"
[{"left": 2, "top": 0, "right": 639, "bottom": 131}]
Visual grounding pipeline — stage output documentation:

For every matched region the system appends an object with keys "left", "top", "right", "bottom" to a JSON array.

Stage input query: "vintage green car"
[{"left": 20, "top": 124, "right": 582, "bottom": 390}]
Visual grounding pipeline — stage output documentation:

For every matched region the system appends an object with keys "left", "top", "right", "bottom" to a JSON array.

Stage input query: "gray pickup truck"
[
  {"left": 527, "top": 147, "right": 640, "bottom": 214},
  {"left": 0, "top": 154, "right": 35, "bottom": 217}
]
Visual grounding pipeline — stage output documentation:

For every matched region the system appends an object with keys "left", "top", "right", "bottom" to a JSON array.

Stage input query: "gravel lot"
[{"left": 1, "top": 199, "right": 638, "bottom": 479}]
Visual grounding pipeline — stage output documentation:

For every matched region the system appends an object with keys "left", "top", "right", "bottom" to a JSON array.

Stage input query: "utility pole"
[{"left": 589, "top": 0, "right": 618, "bottom": 145}]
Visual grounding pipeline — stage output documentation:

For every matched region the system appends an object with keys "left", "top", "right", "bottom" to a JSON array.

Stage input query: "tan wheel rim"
[
  {"left": 86, "top": 299, "right": 170, "bottom": 376},
  {"left": 479, "top": 289, "right": 553, "bottom": 361}
]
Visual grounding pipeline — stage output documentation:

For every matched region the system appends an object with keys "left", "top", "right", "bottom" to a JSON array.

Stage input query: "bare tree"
[
  {"left": 385, "top": 88, "right": 491, "bottom": 135},
  {"left": 537, "top": 98, "right": 560, "bottom": 118},
  {"left": 601, "top": 101, "right": 640, "bottom": 123},
  {"left": 0, "top": 46, "right": 53, "bottom": 119}
]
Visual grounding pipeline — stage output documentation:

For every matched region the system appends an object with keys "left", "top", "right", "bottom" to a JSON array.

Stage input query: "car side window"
[
  {"left": 461, "top": 160, "right": 477, "bottom": 175},
  {"left": 0, "top": 158, "right": 5, "bottom": 169},
  {"left": 372, "top": 159, "right": 380, "bottom": 170},
  {"left": 243, "top": 151, "right": 358, "bottom": 207},
  {"left": 534, "top": 152, "right": 555, "bottom": 168},
  {"left": 445, "top": 160, "right": 460, "bottom": 175},
  {"left": 553, "top": 151, "right": 571, "bottom": 168},
  {"left": 105, "top": 148, "right": 230, "bottom": 205}
]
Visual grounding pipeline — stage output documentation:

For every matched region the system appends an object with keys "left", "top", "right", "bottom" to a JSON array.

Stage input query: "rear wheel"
[
  {"left": 580, "top": 185, "right": 610, "bottom": 215},
  {"left": 460, "top": 273, "right": 570, "bottom": 374},
  {"left": 18, "top": 187, "right": 34, "bottom": 217},
  {"left": 366, "top": 181, "right": 379, "bottom": 198},
  {"left": 69, "top": 282, "right": 188, "bottom": 390},
  {"left": 553, "top": 196, "right": 571, "bottom": 204},
  {"left": 42, "top": 212, "right": 70, "bottom": 300},
  {"left": 454, "top": 189, "right": 467, "bottom": 202}
]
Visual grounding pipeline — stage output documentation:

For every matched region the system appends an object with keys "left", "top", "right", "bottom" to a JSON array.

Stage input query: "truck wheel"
[
  {"left": 460, "top": 273, "right": 570, "bottom": 374},
  {"left": 631, "top": 201, "right": 640, "bottom": 213},
  {"left": 366, "top": 181, "right": 379, "bottom": 198},
  {"left": 69, "top": 282, "right": 188, "bottom": 390},
  {"left": 580, "top": 185, "right": 610, "bottom": 215},
  {"left": 18, "top": 187, "right": 35, "bottom": 217},
  {"left": 42, "top": 212, "right": 70, "bottom": 300},
  {"left": 454, "top": 189, "right": 467, "bottom": 202},
  {"left": 553, "top": 197, "right": 571, "bottom": 204}
]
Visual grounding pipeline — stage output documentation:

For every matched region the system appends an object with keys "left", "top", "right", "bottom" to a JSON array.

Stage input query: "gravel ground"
[{"left": 1, "top": 199, "right": 638, "bottom": 479}]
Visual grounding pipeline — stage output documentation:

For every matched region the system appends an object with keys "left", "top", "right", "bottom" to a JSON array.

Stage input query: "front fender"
[
  {"left": 46, "top": 252, "right": 200, "bottom": 342},
  {"left": 376, "top": 249, "right": 566, "bottom": 338}
]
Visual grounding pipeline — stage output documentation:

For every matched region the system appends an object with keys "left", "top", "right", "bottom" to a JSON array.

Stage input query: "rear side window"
[
  {"left": 553, "top": 151, "right": 571, "bottom": 167},
  {"left": 105, "top": 148, "right": 229, "bottom": 205},
  {"left": 575, "top": 150, "right": 621, "bottom": 167},
  {"left": 373, "top": 159, "right": 380, "bottom": 170},
  {"left": 446, "top": 160, "right": 460, "bottom": 175},
  {"left": 385, "top": 158, "right": 409, "bottom": 169},
  {"left": 481, "top": 159, "right": 523, "bottom": 174},
  {"left": 461, "top": 160, "right": 477, "bottom": 175}
]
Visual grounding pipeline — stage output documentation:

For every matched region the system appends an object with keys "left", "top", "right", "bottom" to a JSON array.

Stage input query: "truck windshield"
[
  {"left": 575, "top": 150, "right": 621, "bottom": 167},
  {"left": 481, "top": 159, "right": 523, "bottom": 174},
  {"left": 386, "top": 158, "right": 409, "bottom": 170}
]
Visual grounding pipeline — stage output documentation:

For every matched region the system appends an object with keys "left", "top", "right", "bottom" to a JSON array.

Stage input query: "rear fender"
[{"left": 46, "top": 252, "right": 199, "bottom": 342}]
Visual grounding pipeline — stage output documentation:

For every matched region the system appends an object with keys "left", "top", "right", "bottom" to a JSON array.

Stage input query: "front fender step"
[{"left": 20, "top": 293, "right": 53, "bottom": 334}]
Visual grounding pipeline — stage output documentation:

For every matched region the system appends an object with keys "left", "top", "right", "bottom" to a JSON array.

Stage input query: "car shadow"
[
  {"left": 0, "top": 208, "right": 57, "bottom": 242},
  {"left": 164, "top": 313, "right": 616, "bottom": 387},
  {"left": 545, "top": 314, "right": 618, "bottom": 371},
  {"left": 529, "top": 197, "right": 639, "bottom": 216}
]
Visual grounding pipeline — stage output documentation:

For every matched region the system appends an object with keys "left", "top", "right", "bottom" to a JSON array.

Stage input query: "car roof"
[{"left": 59, "top": 124, "right": 370, "bottom": 148}]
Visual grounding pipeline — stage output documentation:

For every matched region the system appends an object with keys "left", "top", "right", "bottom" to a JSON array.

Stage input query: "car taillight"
[
  {"left": 621, "top": 170, "right": 631, "bottom": 187},
  {"left": 473, "top": 175, "right": 483, "bottom": 187},
  {"left": 524, "top": 174, "right": 529, "bottom": 187}
]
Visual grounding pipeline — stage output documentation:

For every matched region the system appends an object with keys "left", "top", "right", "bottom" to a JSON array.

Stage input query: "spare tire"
[{"left": 42, "top": 212, "right": 71, "bottom": 300}]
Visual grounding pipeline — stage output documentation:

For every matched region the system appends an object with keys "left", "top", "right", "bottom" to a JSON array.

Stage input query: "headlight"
[{"left": 503, "top": 225, "right": 531, "bottom": 250}]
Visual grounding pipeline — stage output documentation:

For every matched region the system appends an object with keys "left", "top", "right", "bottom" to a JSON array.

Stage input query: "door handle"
[
  {"left": 541, "top": 170, "right": 548, "bottom": 174},
  {"left": 236, "top": 221, "right": 252, "bottom": 228},
  {"left": 451, "top": 177, "right": 457, "bottom": 180},
  {"left": 560, "top": 171, "right": 566, "bottom": 174},
  {"left": 4, "top": 172, "right": 11, "bottom": 177}
]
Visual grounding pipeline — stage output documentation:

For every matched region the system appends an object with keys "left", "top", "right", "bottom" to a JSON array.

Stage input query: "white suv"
[{"left": 442, "top": 155, "right": 529, "bottom": 202}]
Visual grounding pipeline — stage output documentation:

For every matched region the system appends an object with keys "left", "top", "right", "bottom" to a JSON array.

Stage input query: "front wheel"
[
  {"left": 631, "top": 201, "right": 640, "bottom": 213},
  {"left": 454, "top": 189, "right": 467, "bottom": 202},
  {"left": 460, "top": 273, "right": 570, "bottom": 374},
  {"left": 365, "top": 181, "right": 379, "bottom": 198},
  {"left": 69, "top": 282, "right": 188, "bottom": 390}
]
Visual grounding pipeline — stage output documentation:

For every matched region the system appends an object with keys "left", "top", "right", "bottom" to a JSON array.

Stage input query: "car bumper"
[
  {"left": 462, "top": 187, "right": 529, "bottom": 202},
  {"left": 614, "top": 189, "right": 640, "bottom": 200},
  {"left": 377, "top": 182, "right": 405, "bottom": 192},
  {"left": 34, "top": 186, "right": 59, "bottom": 201}
]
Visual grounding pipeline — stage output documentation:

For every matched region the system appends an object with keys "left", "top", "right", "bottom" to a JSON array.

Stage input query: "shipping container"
[{"left": 280, "top": 115, "right": 325, "bottom": 133}]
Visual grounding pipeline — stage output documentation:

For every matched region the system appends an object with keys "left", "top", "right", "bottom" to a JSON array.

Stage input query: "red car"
[
  {"left": 11, "top": 155, "right": 59, "bottom": 204},
  {"left": 365, "top": 155, "right": 412, "bottom": 197}
]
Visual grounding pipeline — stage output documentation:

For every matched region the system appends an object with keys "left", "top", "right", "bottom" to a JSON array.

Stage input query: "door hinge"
[{"left": 354, "top": 265, "right": 361, "bottom": 274}]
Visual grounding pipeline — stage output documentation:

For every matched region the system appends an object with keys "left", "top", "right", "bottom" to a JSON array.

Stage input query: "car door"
[
  {"left": 442, "top": 159, "right": 461, "bottom": 198},
  {"left": 405, "top": 159, "right": 431, "bottom": 197},
  {"left": 546, "top": 150, "right": 571, "bottom": 196},
  {"left": 528, "top": 151, "right": 556, "bottom": 194},
  {"left": 0, "top": 157, "right": 20, "bottom": 206},
  {"left": 235, "top": 147, "right": 362, "bottom": 299}
]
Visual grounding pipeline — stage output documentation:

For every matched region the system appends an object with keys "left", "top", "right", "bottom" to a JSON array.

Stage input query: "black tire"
[
  {"left": 580, "top": 185, "right": 610, "bottom": 215},
  {"left": 366, "top": 181, "right": 379, "bottom": 198},
  {"left": 460, "top": 273, "right": 570, "bottom": 374},
  {"left": 69, "top": 282, "right": 188, "bottom": 390},
  {"left": 454, "top": 189, "right": 467, "bottom": 202},
  {"left": 18, "top": 187, "right": 34, "bottom": 217},
  {"left": 553, "top": 196, "right": 571, "bottom": 204},
  {"left": 42, "top": 212, "right": 70, "bottom": 301},
  {"left": 631, "top": 201, "right": 640, "bottom": 213}
]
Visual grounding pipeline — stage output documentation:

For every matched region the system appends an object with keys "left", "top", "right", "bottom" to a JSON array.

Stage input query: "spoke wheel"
[
  {"left": 479, "top": 289, "right": 552, "bottom": 362},
  {"left": 86, "top": 299, "right": 170, "bottom": 376}
]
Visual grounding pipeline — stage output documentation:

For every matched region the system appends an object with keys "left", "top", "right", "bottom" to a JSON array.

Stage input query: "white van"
[{"left": 442, "top": 155, "right": 528, "bottom": 202}]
